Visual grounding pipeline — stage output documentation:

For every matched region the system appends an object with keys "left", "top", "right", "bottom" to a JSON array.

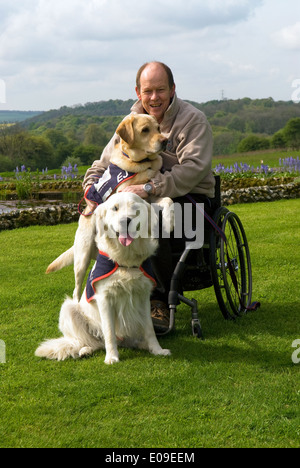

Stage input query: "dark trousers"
[{"left": 150, "top": 194, "right": 216, "bottom": 304}]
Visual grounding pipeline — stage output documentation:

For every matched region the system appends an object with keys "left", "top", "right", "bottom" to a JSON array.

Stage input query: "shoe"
[{"left": 151, "top": 300, "right": 171, "bottom": 335}]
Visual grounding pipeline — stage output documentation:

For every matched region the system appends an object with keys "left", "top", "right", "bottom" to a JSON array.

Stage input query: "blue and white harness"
[{"left": 84, "top": 163, "right": 136, "bottom": 208}]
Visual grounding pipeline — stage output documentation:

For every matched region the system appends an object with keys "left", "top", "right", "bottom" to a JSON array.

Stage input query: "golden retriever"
[
  {"left": 35, "top": 193, "right": 172, "bottom": 364},
  {"left": 46, "top": 114, "right": 169, "bottom": 301}
]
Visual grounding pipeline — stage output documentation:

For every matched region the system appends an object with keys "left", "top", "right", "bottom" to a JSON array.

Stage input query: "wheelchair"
[{"left": 164, "top": 176, "right": 259, "bottom": 339}]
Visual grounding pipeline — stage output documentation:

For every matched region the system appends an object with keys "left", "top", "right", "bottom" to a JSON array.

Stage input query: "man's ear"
[{"left": 116, "top": 116, "right": 135, "bottom": 146}]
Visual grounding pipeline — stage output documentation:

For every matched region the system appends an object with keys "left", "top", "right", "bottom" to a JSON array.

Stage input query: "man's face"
[{"left": 135, "top": 64, "right": 176, "bottom": 124}]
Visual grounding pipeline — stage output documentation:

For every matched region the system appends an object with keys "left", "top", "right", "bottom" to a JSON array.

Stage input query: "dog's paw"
[
  {"left": 104, "top": 354, "right": 120, "bottom": 365},
  {"left": 79, "top": 346, "right": 93, "bottom": 358},
  {"left": 151, "top": 347, "right": 171, "bottom": 356},
  {"left": 159, "top": 348, "right": 172, "bottom": 356}
]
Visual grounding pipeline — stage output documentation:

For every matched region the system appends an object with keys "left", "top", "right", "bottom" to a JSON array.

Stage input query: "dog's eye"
[
  {"left": 112, "top": 205, "right": 119, "bottom": 212},
  {"left": 142, "top": 127, "right": 150, "bottom": 133}
]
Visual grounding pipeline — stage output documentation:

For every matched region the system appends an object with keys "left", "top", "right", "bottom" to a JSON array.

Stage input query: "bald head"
[{"left": 136, "top": 62, "right": 175, "bottom": 92}]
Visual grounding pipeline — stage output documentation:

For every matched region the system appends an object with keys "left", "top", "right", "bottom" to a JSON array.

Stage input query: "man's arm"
[{"left": 151, "top": 121, "right": 214, "bottom": 199}]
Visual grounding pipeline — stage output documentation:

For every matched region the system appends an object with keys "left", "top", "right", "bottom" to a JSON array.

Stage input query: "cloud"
[
  {"left": 273, "top": 22, "right": 300, "bottom": 50},
  {"left": 0, "top": 0, "right": 298, "bottom": 109},
  {"left": 0, "top": 0, "right": 263, "bottom": 90},
  {"left": 0, "top": 0, "right": 263, "bottom": 53}
]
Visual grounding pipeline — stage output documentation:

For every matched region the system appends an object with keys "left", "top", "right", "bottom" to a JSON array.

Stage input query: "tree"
[
  {"left": 45, "top": 129, "right": 69, "bottom": 149},
  {"left": 0, "top": 128, "right": 54, "bottom": 170},
  {"left": 21, "top": 135, "right": 54, "bottom": 169},
  {"left": 283, "top": 118, "right": 300, "bottom": 149},
  {"left": 72, "top": 145, "right": 103, "bottom": 165},
  {"left": 84, "top": 124, "right": 108, "bottom": 146}
]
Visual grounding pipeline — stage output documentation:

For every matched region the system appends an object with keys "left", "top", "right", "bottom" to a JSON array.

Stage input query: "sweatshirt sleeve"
[
  {"left": 82, "top": 134, "right": 120, "bottom": 189},
  {"left": 152, "top": 120, "right": 213, "bottom": 199}
]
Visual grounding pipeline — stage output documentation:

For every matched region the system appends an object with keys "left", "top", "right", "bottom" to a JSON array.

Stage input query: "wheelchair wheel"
[{"left": 210, "top": 207, "right": 253, "bottom": 320}]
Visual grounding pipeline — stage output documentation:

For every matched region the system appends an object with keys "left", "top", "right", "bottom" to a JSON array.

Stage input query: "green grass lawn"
[{"left": 0, "top": 199, "right": 299, "bottom": 448}]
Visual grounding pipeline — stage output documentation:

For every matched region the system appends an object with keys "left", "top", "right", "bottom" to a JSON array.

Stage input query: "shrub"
[
  {"left": 283, "top": 118, "right": 300, "bottom": 149},
  {"left": 0, "top": 155, "right": 15, "bottom": 172},
  {"left": 237, "top": 134, "right": 270, "bottom": 152},
  {"left": 271, "top": 131, "right": 287, "bottom": 149}
]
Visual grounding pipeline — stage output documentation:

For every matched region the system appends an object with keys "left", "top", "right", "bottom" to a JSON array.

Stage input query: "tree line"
[{"left": 0, "top": 98, "right": 300, "bottom": 172}]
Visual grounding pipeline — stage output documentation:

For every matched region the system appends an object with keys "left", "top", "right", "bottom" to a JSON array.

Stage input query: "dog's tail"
[
  {"left": 35, "top": 298, "right": 103, "bottom": 361},
  {"left": 46, "top": 247, "right": 74, "bottom": 274},
  {"left": 35, "top": 337, "right": 83, "bottom": 361}
]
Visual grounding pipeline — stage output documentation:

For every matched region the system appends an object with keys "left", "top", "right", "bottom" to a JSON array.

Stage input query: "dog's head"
[
  {"left": 116, "top": 114, "right": 167, "bottom": 162},
  {"left": 94, "top": 193, "right": 159, "bottom": 265}
]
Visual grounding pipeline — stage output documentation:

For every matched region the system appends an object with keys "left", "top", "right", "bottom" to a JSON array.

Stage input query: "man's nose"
[{"left": 151, "top": 90, "right": 159, "bottom": 100}]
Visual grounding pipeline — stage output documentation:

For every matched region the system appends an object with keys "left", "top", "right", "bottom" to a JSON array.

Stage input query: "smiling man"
[
  {"left": 135, "top": 62, "right": 176, "bottom": 124},
  {"left": 83, "top": 61, "right": 215, "bottom": 333}
]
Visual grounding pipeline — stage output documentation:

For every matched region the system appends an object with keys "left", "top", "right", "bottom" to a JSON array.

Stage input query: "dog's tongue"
[{"left": 119, "top": 234, "right": 134, "bottom": 247}]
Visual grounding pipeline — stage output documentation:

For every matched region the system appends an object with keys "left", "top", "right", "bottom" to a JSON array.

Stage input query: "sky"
[{"left": 0, "top": 0, "right": 300, "bottom": 111}]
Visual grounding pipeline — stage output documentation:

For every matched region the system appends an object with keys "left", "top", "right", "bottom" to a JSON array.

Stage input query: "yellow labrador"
[
  {"left": 46, "top": 114, "right": 171, "bottom": 301},
  {"left": 36, "top": 193, "right": 172, "bottom": 364}
]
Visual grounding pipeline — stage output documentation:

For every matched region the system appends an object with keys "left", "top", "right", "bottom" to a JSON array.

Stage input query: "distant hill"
[
  {"left": 22, "top": 100, "right": 136, "bottom": 129},
  {"left": 21, "top": 97, "right": 300, "bottom": 136},
  {"left": 0, "top": 110, "right": 43, "bottom": 123}
]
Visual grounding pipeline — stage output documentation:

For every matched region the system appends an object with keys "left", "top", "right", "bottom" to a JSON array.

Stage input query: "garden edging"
[{"left": 0, "top": 182, "right": 299, "bottom": 232}]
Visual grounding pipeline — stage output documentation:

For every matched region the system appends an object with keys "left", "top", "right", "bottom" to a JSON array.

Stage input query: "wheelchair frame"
[{"left": 165, "top": 176, "right": 256, "bottom": 339}]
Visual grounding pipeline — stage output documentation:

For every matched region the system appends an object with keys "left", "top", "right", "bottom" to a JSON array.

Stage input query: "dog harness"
[
  {"left": 84, "top": 163, "right": 136, "bottom": 207},
  {"left": 86, "top": 251, "right": 157, "bottom": 303}
]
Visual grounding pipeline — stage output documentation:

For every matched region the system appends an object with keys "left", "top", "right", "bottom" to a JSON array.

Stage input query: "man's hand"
[{"left": 118, "top": 184, "right": 149, "bottom": 199}]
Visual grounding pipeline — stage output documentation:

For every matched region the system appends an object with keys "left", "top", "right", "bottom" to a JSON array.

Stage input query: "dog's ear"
[
  {"left": 94, "top": 204, "right": 107, "bottom": 236},
  {"left": 116, "top": 116, "right": 135, "bottom": 146}
]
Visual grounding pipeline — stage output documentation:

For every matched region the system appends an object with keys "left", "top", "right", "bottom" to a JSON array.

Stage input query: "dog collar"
[{"left": 122, "top": 150, "right": 152, "bottom": 165}]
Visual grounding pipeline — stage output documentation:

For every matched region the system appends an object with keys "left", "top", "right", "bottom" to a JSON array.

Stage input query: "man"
[{"left": 83, "top": 61, "right": 215, "bottom": 333}]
